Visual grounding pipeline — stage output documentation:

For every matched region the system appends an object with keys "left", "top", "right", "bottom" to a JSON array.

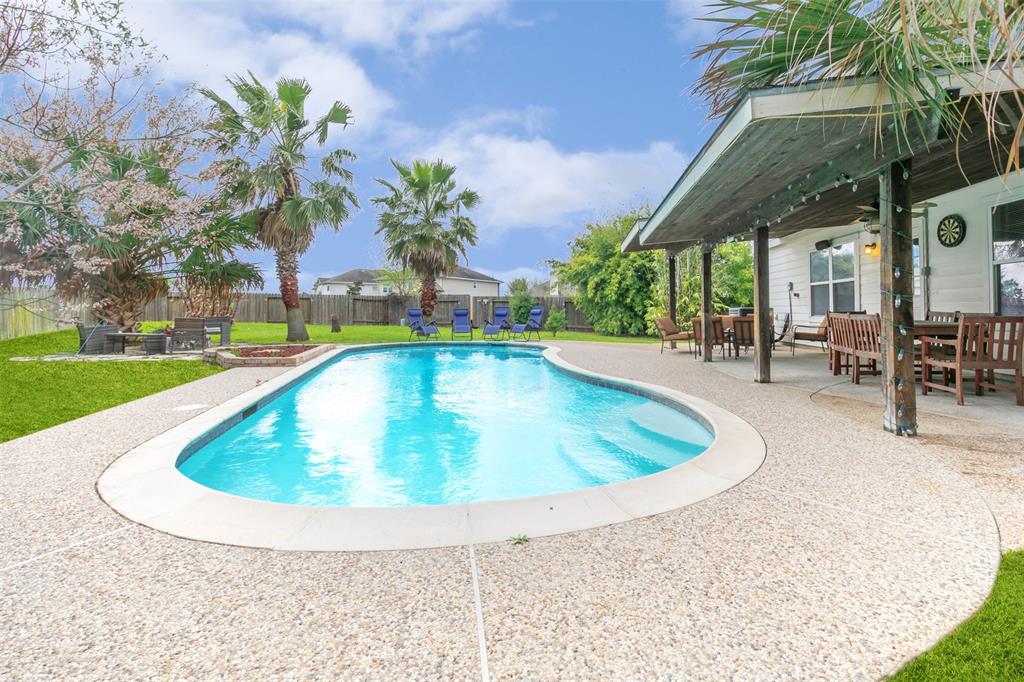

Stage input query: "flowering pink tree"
[{"left": 0, "top": 2, "right": 262, "bottom": 328}]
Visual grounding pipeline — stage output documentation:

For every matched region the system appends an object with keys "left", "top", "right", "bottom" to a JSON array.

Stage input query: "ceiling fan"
[{"left": 854, "top": 199, "right": 932, "bottom": 232}]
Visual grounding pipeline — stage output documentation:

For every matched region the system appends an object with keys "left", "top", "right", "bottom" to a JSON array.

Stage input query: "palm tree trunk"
[
  {"left": 420, "top": 272, "right": 438, "bottom": 317},
  {"left": 276, "top": 247, "right": 309, "bottom": 342}
]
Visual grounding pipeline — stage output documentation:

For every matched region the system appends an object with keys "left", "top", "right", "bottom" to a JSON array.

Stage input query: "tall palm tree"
[
  {"left": 372, "top": 159, "right": 480, "bottom": 316},
  {"left": 200, "top": 73, "right": 358, "bottom": 341},
  {"left": 693, "top": 0, "right": 1022, "bottom": 171}
]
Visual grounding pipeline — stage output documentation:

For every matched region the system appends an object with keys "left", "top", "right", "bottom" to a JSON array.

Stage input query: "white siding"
[
  {"left": 769, "top": 172, "right": 1024, "bottom": 326},
  {"left": 437, "top": 277, "right": 500, "bottom": 297}
]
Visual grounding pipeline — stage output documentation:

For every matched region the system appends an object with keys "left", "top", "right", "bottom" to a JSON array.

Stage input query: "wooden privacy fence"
[
  {"left": 0, "top": 288, "right": 90, "bottom": 341},
  {"left": 142, "top": 293, "right": 595, "bottom": 331}
]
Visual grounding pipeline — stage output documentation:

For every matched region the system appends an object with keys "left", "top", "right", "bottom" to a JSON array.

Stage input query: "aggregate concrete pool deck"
[{"left": 0, "top": 342, "right": 1015, "bottom": 680}]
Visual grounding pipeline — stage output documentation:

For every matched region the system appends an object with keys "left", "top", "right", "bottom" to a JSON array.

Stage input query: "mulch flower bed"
[{"left": 233, "top": 345, "right": 318, "bottom": 359}]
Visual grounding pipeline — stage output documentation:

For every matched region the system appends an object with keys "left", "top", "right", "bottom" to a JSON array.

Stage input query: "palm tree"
[
  {"left": 693, "top": 0, "right": 1022, "bottom": 171},
  {"left": 200, "top": 73, "right": 358, "bottom": 341},
  {"left": 372, "top": 159, "right": 480, "bottom": 316}
]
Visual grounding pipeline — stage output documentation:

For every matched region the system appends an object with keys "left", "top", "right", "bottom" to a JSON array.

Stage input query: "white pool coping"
[{"left": 97, "top": 342, "right": 766, "bottom": 551}]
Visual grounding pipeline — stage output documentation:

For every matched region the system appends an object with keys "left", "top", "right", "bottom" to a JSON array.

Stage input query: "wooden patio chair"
[
  {"left": 654, "top": 317, "right": 693, "bottom": 354},
  {"left": 849, "top": 314, "right": 882, "bottom": 384},
  {"left": 791, "top": 316, "right": 829, "bottom": 355},
  {"left": 691, "top": 316, "right": 728, "bottom": 358},
  {"left": 921, "top": 315, "right": 1024, "bottom": 406},
  {"left": 926, "top": 310, "right": 960, "bottom": 323},
  {"left": 829, "top": 313, "right": 853, "bottom": 376}
]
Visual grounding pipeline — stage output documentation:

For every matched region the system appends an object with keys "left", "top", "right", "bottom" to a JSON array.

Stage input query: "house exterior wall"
[
  {"left": 769, "top": 172, "right": 1024, "bottom": 328},
  {"left": 437, "top": 277, "right": 500, "bottom": 297}
]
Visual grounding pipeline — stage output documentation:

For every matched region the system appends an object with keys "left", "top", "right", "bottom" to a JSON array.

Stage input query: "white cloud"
[
  {"left": 407, "top": 110, "right": 688, "bottom": 237},
  {"left": 668, "top": 0, "right": 722, "bottom": 42},
  {"left": 122, "top": 0, "right": 512, "bottom": 138}
]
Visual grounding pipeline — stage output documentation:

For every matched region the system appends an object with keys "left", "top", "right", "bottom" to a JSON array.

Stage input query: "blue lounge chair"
[
  {"left": 451, "top": 307, "right": 473, "bottom": 340},
  {"left": 407, "top": 308, "right": 440, "bottom": 340},
  {"left": 510, "top": 307, "right": 544, "bottom": 341},
  {"left": 482, "top": 305, "right": 511, "bottom": 340}
]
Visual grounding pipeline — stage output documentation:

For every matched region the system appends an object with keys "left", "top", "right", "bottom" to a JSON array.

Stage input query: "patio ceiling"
[{"left": 625, "top": 69, "right": 1024, "bottom": 252}]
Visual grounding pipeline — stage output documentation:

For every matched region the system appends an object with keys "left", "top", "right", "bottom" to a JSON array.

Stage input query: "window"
[
  {"left": 809, "top": 241, "right": 856, "bottom": 315},
  {"left": 993, "top": 200, "right": 1024, "bottom": 315}
]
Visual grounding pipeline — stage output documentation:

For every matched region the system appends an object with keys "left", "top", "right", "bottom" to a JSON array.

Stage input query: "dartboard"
[{"left": 937, "top": 214, "right": 966, "bottom": 248}]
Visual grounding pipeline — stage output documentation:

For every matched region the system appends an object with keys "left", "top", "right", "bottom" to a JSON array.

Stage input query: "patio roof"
[{"left": 624, "top": 68, "right": 1024, "bottom": 253}]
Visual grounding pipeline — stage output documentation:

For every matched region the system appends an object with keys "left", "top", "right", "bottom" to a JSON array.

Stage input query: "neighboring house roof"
[
  {"left": 316, "top": 266, "right": 500, "bottom": 286},
  {"left": 445, "top": 266, "right": 500, "bottom": 283}
]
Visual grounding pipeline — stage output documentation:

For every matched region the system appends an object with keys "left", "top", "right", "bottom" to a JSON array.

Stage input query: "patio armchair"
[
  {"left": 731, "top": 317, "right": 755, "bottom": 356},
  {"left": 654, "top": 317, "right": 693, "bottom": 354},
  {"left": 510, "top": 307, "right": 544, "bottom": 341},
  {"left": 75, "top": 322, "right": 119, "bottom": 355},
  {"left": 921, "top": 315, "right": 1024, "bottom": 406},
  {"left": 691, "top": 316, "right": 728, "bottom": 358},
  {"left": 791, "top": 316, "right": 829, "bottom": 355},
  {"left": 451, "top": 308, "right": 473, "bottom": 340},
  {"left": 171, "top": 318, "right": 208, "bottom": 352},
  {"left": 406, "top": 308, "right": 441, "bottom": 340},
  {"left": 483, "top": 305, "right": 511, "bottom": 340}
]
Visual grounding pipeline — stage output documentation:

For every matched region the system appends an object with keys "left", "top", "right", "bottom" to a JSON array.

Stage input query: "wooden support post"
[
  {"left": 701, "top": 242, "right": 714, "bottom": 362},
  {"left": 879, "top": 160, "right": 917, "bottom": 436},
  {"left": 753, "top": 225, "right": 771, "bottom": 383},
  {"left": 667, "top": 250, "right": 678, "bottom": 349}
]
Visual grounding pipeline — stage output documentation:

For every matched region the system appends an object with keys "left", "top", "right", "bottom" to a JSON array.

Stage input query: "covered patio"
[{"left": 625, "top": 69, "right": 1024, "bottom": 435}]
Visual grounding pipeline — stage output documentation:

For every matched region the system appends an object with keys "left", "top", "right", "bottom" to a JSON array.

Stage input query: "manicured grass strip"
[
  {"left": 0, "top": 330, "right": 221, "bottom": 443},
  {"left": 892, "top": 550, "right": 1024, "bottom": 681},
  {"left": 140, "top": 321, "right": 656, "bottom": 345},
  {"left": 0, "top": 328, "right": 80, "bottom": 359}
]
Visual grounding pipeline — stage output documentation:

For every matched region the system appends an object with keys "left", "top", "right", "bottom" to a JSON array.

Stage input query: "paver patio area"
[{"left": 0, "top": 342, "right": 1016, "bottom": 680}]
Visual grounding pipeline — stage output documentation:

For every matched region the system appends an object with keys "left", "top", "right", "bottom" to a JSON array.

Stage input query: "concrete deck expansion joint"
[{"left": 95, "top": 342, "right": 767, "bottom": 551}]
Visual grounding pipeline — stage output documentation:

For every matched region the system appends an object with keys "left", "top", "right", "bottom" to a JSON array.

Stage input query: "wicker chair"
[
  {"left": 171, "top": 317, "right": 208, "bottom": 352},
  {"left": 75, "top": 322, "right": 119, "bottom": 355}
]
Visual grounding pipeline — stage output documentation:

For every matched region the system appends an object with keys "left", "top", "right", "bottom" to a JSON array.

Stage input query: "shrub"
[{"left": 545, "top": 308, "right": 567, "bottom": 336}]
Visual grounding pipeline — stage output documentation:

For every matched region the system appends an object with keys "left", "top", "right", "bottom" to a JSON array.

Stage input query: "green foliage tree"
[
  {"left": 378, "top": 267, "right": 420, "bottom": 297},
  {"left": 544, "top": 308, "right": 566, "bottom": 337},
  {"left": 550, "top": 212, "right": 659, "bottom": 336},
  {"left": 646, "top": 242, "right": 754, "bottom": 332},
  {"left": 372, "top": 159, "right": 479, "bottom": 316},
  {"left": 200, "top": 73, "right": 358, "bottom": 341},
  {"left": 507, "top": 277, "right": 536, "bottom": 323}
]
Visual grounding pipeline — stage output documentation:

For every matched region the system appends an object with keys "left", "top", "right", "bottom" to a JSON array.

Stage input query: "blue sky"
[{"left": 125, "top": 0, "right": 718, "bottom": 292}]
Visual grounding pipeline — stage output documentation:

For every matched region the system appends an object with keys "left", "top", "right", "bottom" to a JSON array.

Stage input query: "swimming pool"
[{"left": 178, "top": 345, "right": 714, "bottom": 507}]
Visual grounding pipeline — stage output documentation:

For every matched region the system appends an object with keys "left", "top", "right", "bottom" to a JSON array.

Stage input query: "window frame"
[
  {"left": 990, "top": 196, "right": 1024, "bottom": 314},
  {"left": 808, "top": 239, "right": 858, "bottom": 317}
]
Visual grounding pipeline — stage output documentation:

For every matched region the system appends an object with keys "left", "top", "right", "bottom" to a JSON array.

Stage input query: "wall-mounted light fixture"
[{"left": 863, "top": 242, "right": 878, "bottom": 256}]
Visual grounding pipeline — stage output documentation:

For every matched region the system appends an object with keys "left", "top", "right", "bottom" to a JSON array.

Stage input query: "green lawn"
[
  {"left": 892, "top": 550, "right": 1024, "bottom": 681},
  {"left": 139, "top": 321, "right": 656, "bottom": 345},
  {"left": 0, "top": 329, "right": 221, "bottom": 444}
]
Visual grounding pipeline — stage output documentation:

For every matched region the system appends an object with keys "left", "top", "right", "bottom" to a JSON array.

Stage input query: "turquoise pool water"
[{"left": 178, "top": 345, "right": 714, "bottom": 507}]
